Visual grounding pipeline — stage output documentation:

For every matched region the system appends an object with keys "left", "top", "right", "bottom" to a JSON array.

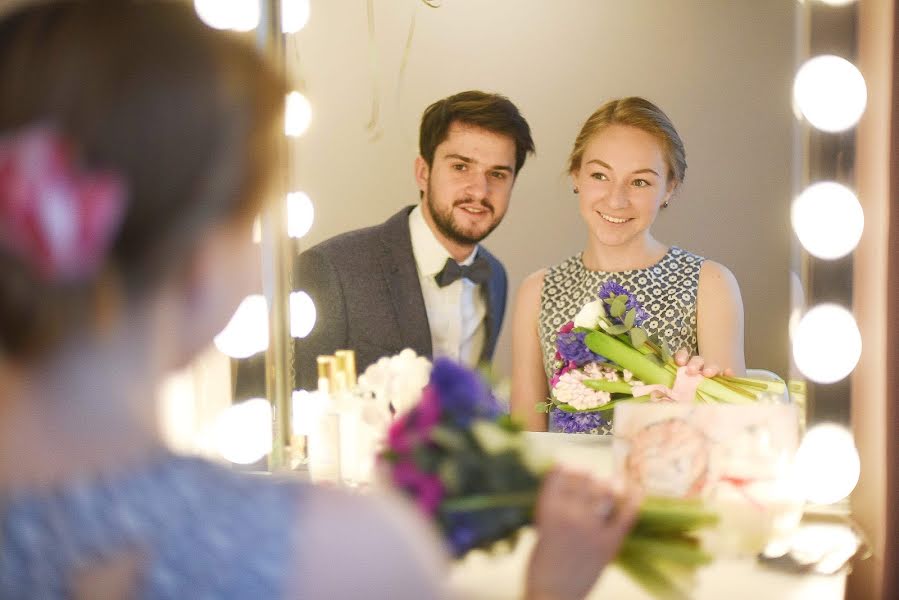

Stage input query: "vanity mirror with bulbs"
[{"left": 157, "top": 0, "right": 875, "bottom": 597}]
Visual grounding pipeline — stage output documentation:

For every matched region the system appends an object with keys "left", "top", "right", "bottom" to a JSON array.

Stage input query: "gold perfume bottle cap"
[
  {"left": 335, "top": 349, "right": 357, "bottom": 388},
  {"left": 316, "top": 356, "right": 337, "bottom": 394}
]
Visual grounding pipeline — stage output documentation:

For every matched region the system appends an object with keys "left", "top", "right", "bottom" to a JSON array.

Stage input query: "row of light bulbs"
[
  {"left": 790, "top": 52, "right": 865, "bottom": 385},
  {"left": 195, "top": 1, "right": 320, "bottom": 464},
  {"left": 788, "top": 0, "right": 862, "bottom": 505},
  {"left": 197, "top": 1, "right": 320, "bottom": 363}
]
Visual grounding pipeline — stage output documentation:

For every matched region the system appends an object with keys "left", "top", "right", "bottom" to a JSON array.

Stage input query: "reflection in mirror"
[{"left": 275, "top": 2, "right": 795, "bottom": 388}]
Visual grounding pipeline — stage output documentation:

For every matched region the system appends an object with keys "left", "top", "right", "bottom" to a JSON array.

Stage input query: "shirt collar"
[{"left": 409, "top": 204, "right": 478, "bottom": 277}]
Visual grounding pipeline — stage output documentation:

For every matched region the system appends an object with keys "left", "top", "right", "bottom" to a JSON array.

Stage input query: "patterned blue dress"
[
  {"left": 0, "top": 452, "right": 301, "bottom": 599},
  {"left": 538, "top": 248, "right": 706, "bottom": 434}
]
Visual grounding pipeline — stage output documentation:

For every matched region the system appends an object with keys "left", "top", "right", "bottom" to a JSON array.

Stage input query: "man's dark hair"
[{"left": 419, "top": 90, "right": 535, "bottom": 174}]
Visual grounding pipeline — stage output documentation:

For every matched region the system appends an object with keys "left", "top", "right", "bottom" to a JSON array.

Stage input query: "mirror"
[{"left": 286, "top": 0, "right": 795, "bottom": 379}]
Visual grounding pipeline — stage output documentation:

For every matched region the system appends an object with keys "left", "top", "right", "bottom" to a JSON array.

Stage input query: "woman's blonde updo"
[{"left": 567, "top": 97, "right": 686, "bottom": 187}]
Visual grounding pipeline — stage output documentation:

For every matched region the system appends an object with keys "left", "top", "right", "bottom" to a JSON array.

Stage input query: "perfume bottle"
[
  {"left": 335, "top": 349, "right": 363, "bottom": 486},
  {"left": 307, "top": 355, "right": 341, "bottom": 484}
]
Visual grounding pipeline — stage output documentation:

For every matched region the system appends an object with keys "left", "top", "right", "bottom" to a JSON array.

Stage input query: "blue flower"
[
  {"left": 429, "top": 357, "right": 502, "bottom": 427},
  {"left": 556, "top": 331, "right": 605, "bottom": 366},
  {"left": 598, "top": 280, "right": 649, "bottom": 326},
  {"left": 551, "top": 407, "right": 608, "bottom": 434},
  {"left": 445, "top": 513, "right": 480, "bottom": 556}
]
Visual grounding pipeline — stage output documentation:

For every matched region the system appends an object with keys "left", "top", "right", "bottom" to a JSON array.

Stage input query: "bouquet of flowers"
[
  {"left": 380, "top": 357, "right": 719, "bottom": 599},
  {"left": 539, "top": 281, "right": 785, "bottom": 433}
]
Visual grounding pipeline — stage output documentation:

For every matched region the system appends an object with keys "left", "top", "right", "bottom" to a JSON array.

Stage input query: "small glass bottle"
[
  {"left": 335, "top": 350, "right": 362, "bottom": 487},
  {"left": 307, "top": 355, "right": 341, "bottom": 484}
]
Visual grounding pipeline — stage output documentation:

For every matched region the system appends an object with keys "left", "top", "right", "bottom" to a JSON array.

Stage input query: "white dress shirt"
[{"left": 408, "top": 205, "right": 487, "bottom": 367}]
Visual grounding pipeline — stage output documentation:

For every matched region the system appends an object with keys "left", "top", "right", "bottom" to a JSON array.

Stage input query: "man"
[{"left": 293, "top": 90, "right": 534, "bottom": 389}]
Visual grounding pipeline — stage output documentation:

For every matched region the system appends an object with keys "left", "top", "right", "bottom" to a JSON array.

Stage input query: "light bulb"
[
  {"left": 214, "top": 294, "right": 269, "bottom": 358},
  {"left": 815, "top": 0, "right": 856, "bottom": 5},
  {"left": 793, "top": 424, "right": 860, "bottom": 504},
  {"left": 194, "top": 0, "right": 260, "bottom": 31},
  {"left": 792, "top": 182, "right": 864, "bottom": 259},
  {"left": 282, "top": 0, "right": 311, "bottom": 33},
  {"left": 252, "top": 216, "right": 262, "bottom": 244},
  {"left": 285, "top": 91, "right": 312, "bottom": 137},
  {"left": 291, "top": 389, "right": 321, "bottom": 436},
  {"left": 793, "top": 55, "right": 866, "bottom": 132},
  {"left": 792, "top": 304, "right": 861, "bottom": 383},
  {"left": 214, "top": 398, "right": 273, "bottom": 464},
  {"left": 290, "top": 291, "right": 316, "bottom": 338},
  {"left": 287, "top": 191, "right": 314, "bottom": 238}
]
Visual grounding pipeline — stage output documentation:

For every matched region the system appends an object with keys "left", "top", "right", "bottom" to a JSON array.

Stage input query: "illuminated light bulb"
[
  {"left": 792, "top": 304, "right": 861, "bottom": 383},
  {"left": 290, "top": 291, "right": 316, "bottom": 338},
  {"left": 213, "top": 294, "right": 269, "bottom": 358},
  {"left": 793, "top": 424, "right": 860, "bottom": 504},
  {"left": 194, "top": 0, "right": 260, "bottom": 31},
  {"left": 285, "top": 91, "right": 312, "bottom": 137},
  {"left": 292, "top": 389, "right": 321, "bottom": 436},
  {"left": 793, "top": 55, "right": 866, "bottom": 132},
  {"left": 791, "top": 182, "right": 864, "bottom": 259},
  {"left": 252, "top": 216, "right": 262, "bottom": 244},
  {"left": 214, "top": 398, "right": 273, "bottom": 464},
  {"left": 282, "top": 0, "right": 311, "bottom": 33},
  {"left": 287, "top": 191, "right": 314, "bottom": 238}
]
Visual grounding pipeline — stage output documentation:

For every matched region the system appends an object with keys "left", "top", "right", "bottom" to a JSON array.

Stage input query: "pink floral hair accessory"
[{"left": 0, "top": 124, "right": 127, "bottom": 282}]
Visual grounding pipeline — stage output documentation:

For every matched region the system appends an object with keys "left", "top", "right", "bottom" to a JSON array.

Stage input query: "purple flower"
[
  {"left": 392, "top": 460, "right": 445, "bottom": 516},
  {"left": 556, "top": 330, "right": 605, "bottom": 366},
  {"left": 598, "top": 280, "right": 649, "bottom": 326},
  {"left": 429, "top": 357, "right": 502, "bottom": 427},
  {"left": 387, "top": 386, "right": 441, "bottom": 454},
  {"left": 551, "top": 407, "right": 608, "bottom": 434}
]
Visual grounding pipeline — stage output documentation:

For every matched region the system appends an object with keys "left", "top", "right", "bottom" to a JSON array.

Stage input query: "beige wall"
[{"left": 289, "top": 0, "right": 794, "bottom": 377}]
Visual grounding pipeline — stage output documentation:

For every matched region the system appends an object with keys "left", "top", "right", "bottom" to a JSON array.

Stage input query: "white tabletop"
[{"left": 448, "top": 432, "right": 847, "bottom": 600}]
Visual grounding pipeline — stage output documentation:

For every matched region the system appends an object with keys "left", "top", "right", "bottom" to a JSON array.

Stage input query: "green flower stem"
[
  {"left": 441, "top": 491, "right": 537, "bottom": 513},
  {"left": 582, "top": 379, "right": 634, "bottom": 394},
  {"left": 585, "top": 332, "right": 675, "bottom": 388}
]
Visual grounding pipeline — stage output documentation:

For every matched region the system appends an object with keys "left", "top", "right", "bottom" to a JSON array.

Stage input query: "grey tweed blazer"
[{"left": 291, "top": 205, "right": 507, "bottom": 390}]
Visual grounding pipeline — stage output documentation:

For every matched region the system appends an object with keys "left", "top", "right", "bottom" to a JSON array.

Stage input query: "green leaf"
[
  {"left": 604, "top": 323, "right": 630, "bottom": 335},
  {"left": 534, "top": 401, "right": 549, "bottom": 414},
  {"left": 629, "top": 327, "right": 648, "bottom": 349},
  {"left": 438, "top": 459, "right": 461, "bottom": 494},
  {"left": 429, "top": 425, "right": 469, "bottom": 452},
  {"left": 611, "top": 295, "right": 627, "bottom": 318},
  {"left": 625, "top": 308, "right": 636, "bottom": 328}
]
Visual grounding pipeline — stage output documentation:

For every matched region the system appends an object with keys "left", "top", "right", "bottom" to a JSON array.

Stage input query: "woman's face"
[{"left": 572, "top": 124, "right": 674, "bottom": 249}]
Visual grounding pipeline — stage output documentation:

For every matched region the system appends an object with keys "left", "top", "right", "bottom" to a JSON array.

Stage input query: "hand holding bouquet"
[
  {"left": 380, "top": 358, "right": 719, "bottom": 599},
  {"left": 540, "top": 281, "right": 785, "bottom": 433}
]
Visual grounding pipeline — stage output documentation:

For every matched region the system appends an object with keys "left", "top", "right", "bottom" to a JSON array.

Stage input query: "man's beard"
[{"left": 425, "top": 184, "right": 501, "bottom": 246}]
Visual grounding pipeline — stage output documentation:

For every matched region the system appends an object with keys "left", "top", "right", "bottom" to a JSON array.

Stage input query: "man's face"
[{"left": 415, "top": 122, "right": 517, "bottom": 249}]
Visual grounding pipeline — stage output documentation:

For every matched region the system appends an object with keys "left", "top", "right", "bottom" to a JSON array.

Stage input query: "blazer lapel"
[
  {"left": 378, "top": 206, "right": 433, "bottom": 357},
  {"left": 480, "top": 251, "right": 506, "bottom": 363}
]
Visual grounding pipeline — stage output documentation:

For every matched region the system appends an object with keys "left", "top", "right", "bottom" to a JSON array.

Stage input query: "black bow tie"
[{"left": 435, "top": 255, "right": 491, "bottom": 287}]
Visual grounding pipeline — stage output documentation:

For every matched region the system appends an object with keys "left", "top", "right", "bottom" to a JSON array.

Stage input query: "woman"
[
  {"left": 510, "top": 97, "right": 745, "bottom": 433},
  {"left": 0, "top": 3, "right": 636, "bottom": 598}
]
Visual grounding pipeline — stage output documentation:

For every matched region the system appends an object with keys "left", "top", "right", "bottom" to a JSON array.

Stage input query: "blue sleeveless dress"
[
  {"left": 538, "top": 248, "right": 705, "bottom": 434},
  {"left": 0, "top": 452, "right": 301, "bottom": 599}
]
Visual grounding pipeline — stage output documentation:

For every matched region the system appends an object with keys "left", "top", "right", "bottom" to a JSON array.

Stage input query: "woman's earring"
[
  {"left": 662, "top": 200, "right": 670, "bottom": 208},
  {"left": 573, "top": 187, "right": 579, "bottom": 194}
]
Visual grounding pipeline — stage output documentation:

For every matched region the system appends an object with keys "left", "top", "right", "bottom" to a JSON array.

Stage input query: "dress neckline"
[{"left": 576, "top": 246, "right": 676, "bottom": 276}]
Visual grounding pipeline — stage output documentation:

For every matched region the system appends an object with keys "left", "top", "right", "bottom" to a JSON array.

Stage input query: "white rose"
[{"left": 573, "top": 299, "right": 605, "bottom": 329}]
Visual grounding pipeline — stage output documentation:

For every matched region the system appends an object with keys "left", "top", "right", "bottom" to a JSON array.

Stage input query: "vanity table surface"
[{"left": 447, "top": 432, "right": 847, "bottom": 600}]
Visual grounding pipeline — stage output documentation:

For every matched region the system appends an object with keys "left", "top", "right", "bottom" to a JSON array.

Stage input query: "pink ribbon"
[
  {"left": 631, "top": 366, "right": 704, "bottom": 403},
  {"left": 0, "top": 125, "right": 126, "bottom": 281}
]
